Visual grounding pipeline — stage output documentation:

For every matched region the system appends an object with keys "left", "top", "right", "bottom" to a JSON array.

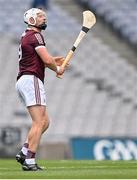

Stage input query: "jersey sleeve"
[{"left": 31, "top": 33, "right": 46, "bottom": 49}]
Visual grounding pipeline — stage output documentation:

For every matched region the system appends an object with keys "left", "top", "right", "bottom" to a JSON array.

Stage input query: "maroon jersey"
[{"left": 17, "top": 29, "right": 45, "bottom": 82}]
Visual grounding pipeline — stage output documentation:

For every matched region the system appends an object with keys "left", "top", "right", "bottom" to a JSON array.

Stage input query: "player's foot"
[
  {"left": 16, "top": 151, "right": 26, "bottom": 165},
  {"left": 22, "top": 162, "right": 44, "bottom": 171}
]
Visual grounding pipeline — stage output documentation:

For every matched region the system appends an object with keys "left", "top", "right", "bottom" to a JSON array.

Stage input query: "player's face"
[{"left": 36, "top": 12, "right": 47, "bottom": 26}]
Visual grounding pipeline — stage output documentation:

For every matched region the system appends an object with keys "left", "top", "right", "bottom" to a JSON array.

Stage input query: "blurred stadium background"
[{"left": 0, "top": 0, "right": 137, "bottom": 160}]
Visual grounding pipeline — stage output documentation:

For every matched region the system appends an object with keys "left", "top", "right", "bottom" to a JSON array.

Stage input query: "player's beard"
[{"left": 38, "top": 23, "right": 47, "bottom": 30}]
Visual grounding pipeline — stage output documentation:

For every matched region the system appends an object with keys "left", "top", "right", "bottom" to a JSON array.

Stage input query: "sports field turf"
[{"left": 0, "top": 159, "right": 137, "bottom": 179}]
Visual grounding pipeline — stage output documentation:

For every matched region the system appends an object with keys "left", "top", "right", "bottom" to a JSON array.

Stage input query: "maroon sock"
[
  {"left": 23, "top": 143, "right": 29, "bottom": 148},
  {"left": 26, "top": 150, "right": 36, "bottom": 159}
]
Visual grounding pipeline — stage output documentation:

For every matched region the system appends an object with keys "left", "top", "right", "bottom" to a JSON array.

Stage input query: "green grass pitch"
[{"left": 0, "top": 159, "right": 137, "bottom": 179}]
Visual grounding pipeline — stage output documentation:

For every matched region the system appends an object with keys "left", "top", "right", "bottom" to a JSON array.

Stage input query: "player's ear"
[{"left": 29, "top": 17, "right": 35, "bottom": 25}]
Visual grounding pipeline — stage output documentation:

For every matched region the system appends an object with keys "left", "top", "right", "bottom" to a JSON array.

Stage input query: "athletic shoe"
[
  {"left": 16, "top": 151, "right": 26, "bottom": 165},
  {"left": 22, "top": 162, "right": 44, "bottom": 171}
]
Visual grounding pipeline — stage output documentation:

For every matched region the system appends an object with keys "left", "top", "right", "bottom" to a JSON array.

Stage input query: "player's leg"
[
  {"left": 22, "top": 105, "right": 49, "bottom": 171},
  {"left": 16, "top": 108, "right": 49, "bottom": 168},
  {"left": 15, "top": 75, "right": 48, "bottom": 170},
  {"left": 17, "top": 107, "right": 49, "bottom": 153},
  {"left": 27, "top": 105, "right": 49, "bottom": 152}
]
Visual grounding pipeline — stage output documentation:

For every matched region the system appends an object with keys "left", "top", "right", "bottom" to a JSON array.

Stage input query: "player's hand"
[
  {"left": 54, "top": 56, "right": 69, "bottom": 67},
  {"left": 54, "top": 56, "right": 64, "bottom": 66},
  {"left": 56, "top": 66, "right": 65, "bottom": 75}
]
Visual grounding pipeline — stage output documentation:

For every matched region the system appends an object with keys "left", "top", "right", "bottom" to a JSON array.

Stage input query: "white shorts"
[{"left": 16, "top": 75, "right": 46, "bottom": 107}]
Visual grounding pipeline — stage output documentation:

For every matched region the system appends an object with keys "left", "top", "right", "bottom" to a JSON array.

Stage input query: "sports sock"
[
  {"left": 21, "top": 143, "right": 29, "bottom": 156},
  {"left": 25, "top": 150, "right": 36, "bottom": 165}
]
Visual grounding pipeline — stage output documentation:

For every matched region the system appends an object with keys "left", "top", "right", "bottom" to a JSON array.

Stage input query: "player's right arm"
[
  {"left": 32, "top": 32, "right": 64, "bottom": 75},
  {"left": 36, "top": 46, "right": 65, "bottom": 75}
]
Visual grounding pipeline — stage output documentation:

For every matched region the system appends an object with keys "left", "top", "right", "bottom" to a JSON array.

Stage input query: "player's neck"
[{"left": 27, "top": 26, "right": 41, "bottom": 33}]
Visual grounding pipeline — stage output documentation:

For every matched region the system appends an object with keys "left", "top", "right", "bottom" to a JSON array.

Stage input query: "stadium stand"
[{"left": 0, "top": 0, "right": 137, "bottom": 158}]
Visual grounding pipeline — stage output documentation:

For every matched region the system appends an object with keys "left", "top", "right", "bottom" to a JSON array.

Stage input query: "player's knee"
[
  {"left": 34, "top": 114, "right": 49, "bottom": 132},
  {"left": 41, "top": 116, "right": 49, "bottom": 131}
]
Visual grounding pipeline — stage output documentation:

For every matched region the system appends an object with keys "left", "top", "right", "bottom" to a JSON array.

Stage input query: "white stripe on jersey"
[
  {"left": 35, "top": 33, "right": 44, "bottom": 44},
  {"left": 35, "top": 45, "right": 45, "bottom": 50}
]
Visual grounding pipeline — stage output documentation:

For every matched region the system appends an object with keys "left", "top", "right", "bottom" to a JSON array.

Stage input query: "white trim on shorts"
[{"left": 15, "top": 75, "right": 46, "bottom": 107}]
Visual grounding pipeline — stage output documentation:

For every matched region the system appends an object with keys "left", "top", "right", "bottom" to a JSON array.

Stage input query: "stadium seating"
[{"left": 0, "top": 0, "right": 137, "bottom": 148}]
